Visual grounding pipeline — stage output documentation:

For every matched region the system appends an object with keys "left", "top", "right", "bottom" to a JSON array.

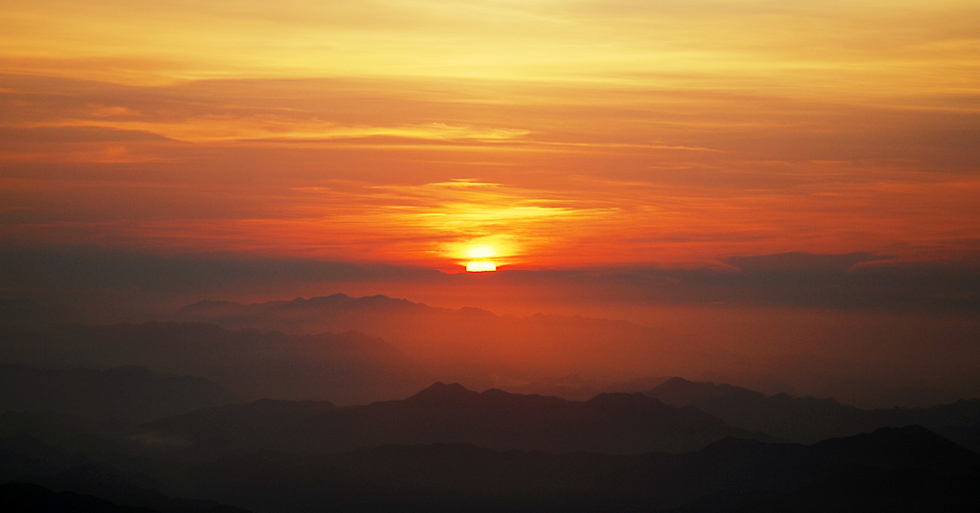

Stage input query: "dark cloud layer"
[{"left": 1, "top": 247, "right": 977, "bottom": 324}]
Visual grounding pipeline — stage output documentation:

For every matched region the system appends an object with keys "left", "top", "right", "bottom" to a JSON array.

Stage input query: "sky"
[
  {"left": 1, "top": 1, "right": 979, "bottom": 404},
  {"left": 3, "top": 0, "right": 979, "bottom": 269}
]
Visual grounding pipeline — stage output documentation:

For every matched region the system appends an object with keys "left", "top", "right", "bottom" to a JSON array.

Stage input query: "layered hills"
[
  {"left": 173, "top": 294, "right": 714, "bottom": 380},
  {"left": 646, "top": 376, "right": 980, "bottom": 451},
  {"left": 133, "top": 382, "right": 772, "bottom": 456},
  {"left": 0, "top": 322, "right": 424, "bottom": 404},
  {"left": 1, "top": 367, "right": 978, "bottom": 512}
]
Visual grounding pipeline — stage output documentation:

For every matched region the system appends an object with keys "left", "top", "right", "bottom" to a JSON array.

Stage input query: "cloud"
[
  {"left": 2, "top": 248, "right": 978, "bottom": 324},
  {"left": 0, "top": 126, "right": 168, "bottom": 143},
  {"left": 723, "top": 252, "right": 883, "bottom": 273}
]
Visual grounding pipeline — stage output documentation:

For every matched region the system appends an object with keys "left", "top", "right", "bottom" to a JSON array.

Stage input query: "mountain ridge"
[
  {"left": 134, "top": 382, "right": 774, "bottom": 456},
  {"left": 171, "top": 294, "right": 711, "bottom": 381},
  {"left": 646, "top": 376, "right": 980, "bottom": 450}
]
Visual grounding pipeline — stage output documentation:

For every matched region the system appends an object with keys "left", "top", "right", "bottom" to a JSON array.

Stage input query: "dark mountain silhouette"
[
  {"left": 647, "top": 377, "right": 877, "bottom": 443},
  {"left": 182, "top": 426, "right": 980, "bottom": 513},
  {"left": 749, "top": 466, "right": 980, "bottom": 513},
  {"left": 0, "top": 435, "right": 251, "bottom": 513},
  {"left": 870, "top": 399, "right": 980, "bottom": 454},
  {"left": 743, "top": 425, "right": 980, "bottom": 512},
  {"left": 0, "top": 323, "right": 426, "bottom": 404},
  {"left": 0, "top": 411, "right": 125, "bottom": 461},
  {"left": 0, "top": 482, "right": 158, "bottom": 513},
  {"left": 4, "top": 392, "right": 977, "bottom": 513},
  {"left": 0, "top": 433, "right": 96, "bottom": 480},
  {"left": 646, "top": 377, "right": 980, "bottom": 451},
  {"left": 173, "top": 294, "right": 717, "bottom": 381},
  {"left": 0, "top": 478, "right": 252, "bottom": 513},
  {"left": 808, "top": 424, "right": 978, "bottom": 471},
  {"left": 134, "top": 382, "right": 773, "bottom": 456},
  {"left": 0, "top": 366, "right": 238, "bottom": 431}
]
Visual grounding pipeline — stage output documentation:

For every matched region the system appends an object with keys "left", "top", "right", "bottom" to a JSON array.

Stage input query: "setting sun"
[{"left": 466, "top": 261, "right": 497, "bottom": 273}]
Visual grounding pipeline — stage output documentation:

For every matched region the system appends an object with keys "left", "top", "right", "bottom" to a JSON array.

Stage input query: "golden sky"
[{"left": 2, "top": 0, "right": 979, "bottom": 270}]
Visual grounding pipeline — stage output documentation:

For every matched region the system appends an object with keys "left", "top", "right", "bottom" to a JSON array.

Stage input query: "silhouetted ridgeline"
[
  {"left": 647, "top": 377, "right": 980, "bottom": 451},
  {"left": 5, "top": 425, "right": 977, "bottom": 513},
  {"left": 132, "top": 382, "right": 772, "bottom": 456},
  {"left": 2, "top": 374, "right": 980, "bottom": 512},
  {"left": 173, "top": 294, "right": 714, "bottom": 378}
]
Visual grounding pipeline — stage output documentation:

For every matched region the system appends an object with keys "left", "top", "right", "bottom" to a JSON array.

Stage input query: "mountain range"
[
  {"left": 132, "top": 382, "right": 773, "bottom": 456},
  {"left": 0, "top": 322, "right": 425, "bottom": 404},
  {"left": 2, "top": 365, "right": 979, "bottom": 512},
  {"left": 5, "top": 422, "right": 977, "bottom": 513},
  {"left": 646, "top": 376, "right": 980, "bottom": 451},
  {"left": 172, "top": 294, "right": 716, "bottom": 380},
  {"left": 3, "top": 292, "right": 979, "bottom": 511}
]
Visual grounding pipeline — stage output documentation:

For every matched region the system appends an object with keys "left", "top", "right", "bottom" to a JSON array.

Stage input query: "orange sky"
[{"left": 2, "top": 0, "right": 979, "bottom": 271}]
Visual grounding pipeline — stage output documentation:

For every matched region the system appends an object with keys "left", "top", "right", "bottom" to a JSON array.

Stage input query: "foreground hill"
[
  {"left": 3, "top": 390, "right": 978, "bottom": 512},
  {"left": 0, "top": 479, "right": 251, "bottom": 513},
  {"left": 182, "top": 426, "right": 980, "bottom": 513},
  {"left": 0, "top": 482, "right": 158, "bottom": 513},
  {"left": 134, "top": 383, "right": 773, "bottom": 456},
  {"left": 647, "top": 377, "right": 980, "bottom": 451}
]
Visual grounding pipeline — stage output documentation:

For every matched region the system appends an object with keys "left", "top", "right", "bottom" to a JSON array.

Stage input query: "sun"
[
  {"left": 466, "top": 261, "right": 497, "bottom": 272},
  {"left": 464, "top": 245, "right": 497, "bottom": 272}
]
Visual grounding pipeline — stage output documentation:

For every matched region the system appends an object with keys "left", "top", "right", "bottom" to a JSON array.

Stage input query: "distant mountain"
[
  {"left": 0, "top": 323, "right": 427, "bottom": 404},
  {"left": 646, "top": 377, "right": 980, "bottom": 450},
  {"left": 173, "top": 294, "right": 716, "bottom": 381},
  {"left": 0, "top": 366, "right": 238, "bottom": 430},
  {"left": 134, "top": 383, "right": 773, "bottom": 456}
]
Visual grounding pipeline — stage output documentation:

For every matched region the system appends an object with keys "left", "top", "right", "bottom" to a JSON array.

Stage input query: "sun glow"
[
  {"left": 466, "top": 261, "right": 496, "bottom": 272},
  {"left": 467, "top": 246, "right": 495, "bottom": 259}
]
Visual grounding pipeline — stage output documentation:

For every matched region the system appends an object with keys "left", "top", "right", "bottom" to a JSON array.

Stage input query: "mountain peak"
[
  {"left": 658, "top": 376, "right": 715, "bottom": 390},
  {"left": 408, "top": 382, "right": 478, "bottom": 403},
  {"left": 817, "top": 424, "right": 980, "bottom": 471}
]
